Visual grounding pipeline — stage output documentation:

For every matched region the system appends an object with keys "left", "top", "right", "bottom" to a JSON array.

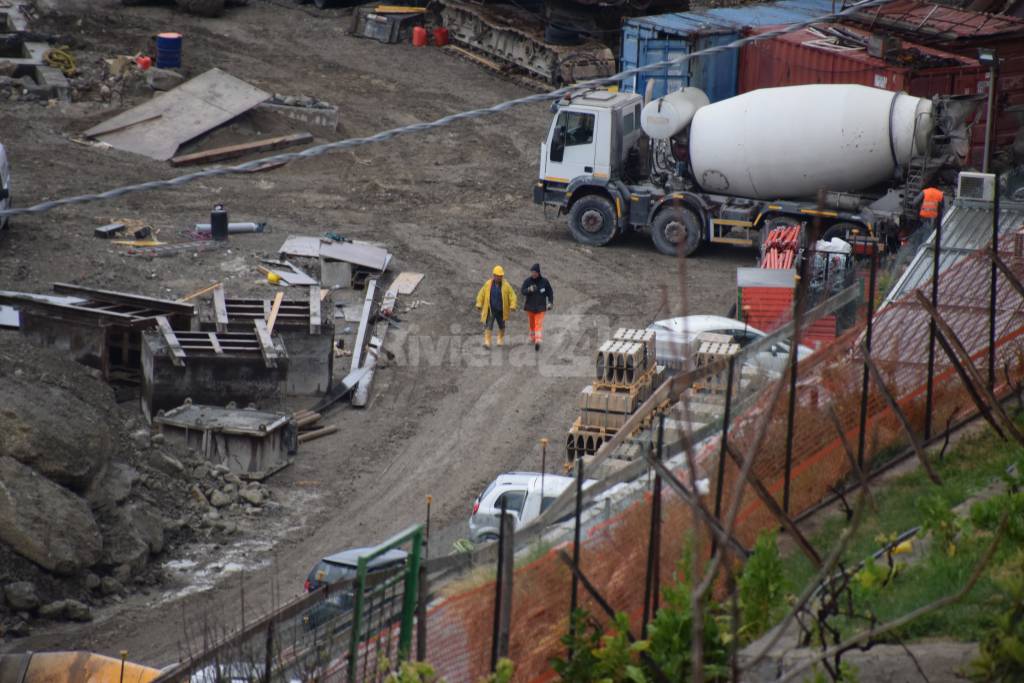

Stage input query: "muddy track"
[{"left": 0, "top": 0, "right": 751, "bottom": 664}]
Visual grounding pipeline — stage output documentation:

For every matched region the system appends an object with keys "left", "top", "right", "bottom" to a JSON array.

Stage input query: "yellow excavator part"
[{"left": 0, "top": 652, "right": 162, "bottom": 683}]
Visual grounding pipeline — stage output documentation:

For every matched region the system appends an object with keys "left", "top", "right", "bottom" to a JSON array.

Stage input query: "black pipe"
[
  {"left": 491, "top": 497, "right": 507, "bottom": 672},
  {"left": 712, "top": 357, "right": 735, "bottom": 554}
]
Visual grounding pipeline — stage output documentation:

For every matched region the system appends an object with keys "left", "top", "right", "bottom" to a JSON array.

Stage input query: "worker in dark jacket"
[{"left": 521, "top": 263, "right": 554, "bottom": 351}]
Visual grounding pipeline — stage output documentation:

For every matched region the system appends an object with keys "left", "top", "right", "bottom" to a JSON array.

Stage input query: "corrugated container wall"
[
  {"left": 737, "top": 24, "right": 990, "bottom": 161},
  {"left": 620, "top": 0, "right": 836, "bottom": 102}
]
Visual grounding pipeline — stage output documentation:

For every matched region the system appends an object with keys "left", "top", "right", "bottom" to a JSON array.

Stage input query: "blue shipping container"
[{"left": 620, "top": 0, "right": 836, "bottom": 102}]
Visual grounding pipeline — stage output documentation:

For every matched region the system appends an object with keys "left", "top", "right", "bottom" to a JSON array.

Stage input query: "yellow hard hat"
[
  {"left": 267, "top": 271, "right": 281, "bottom": 284},
  {"left": 492, "top": 265, "right": 504, "bottom": 277}
]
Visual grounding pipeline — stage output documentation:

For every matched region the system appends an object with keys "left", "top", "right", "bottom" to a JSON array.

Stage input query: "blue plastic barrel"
[{"left": 156, "top": 32, "right": 183, "bottom": 69}]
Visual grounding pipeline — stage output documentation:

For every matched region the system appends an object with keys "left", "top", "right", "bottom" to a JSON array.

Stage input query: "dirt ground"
[{"left": 0, "top": 0, "right": 752, "bottom": 664}]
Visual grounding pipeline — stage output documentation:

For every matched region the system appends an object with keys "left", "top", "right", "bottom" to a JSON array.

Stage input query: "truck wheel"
[
  {"left": 651, "top": 206, "right": 700, "bottom": 257},
  {"left": 568, "top": 195, "right": 617, "bottom": 246}
]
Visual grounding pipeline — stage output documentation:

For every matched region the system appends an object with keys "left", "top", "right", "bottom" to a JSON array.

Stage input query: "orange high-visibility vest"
[{"left": 920, "top": 187, "right": 944, "bottom": 219}]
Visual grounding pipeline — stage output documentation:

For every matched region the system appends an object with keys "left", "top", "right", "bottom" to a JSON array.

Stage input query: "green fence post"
[
  {"left": 348, "top": 558, "right": 369, "bottom": 683},
  {"left": 398, "top": 527, "right": 423, "bottom": 662}
]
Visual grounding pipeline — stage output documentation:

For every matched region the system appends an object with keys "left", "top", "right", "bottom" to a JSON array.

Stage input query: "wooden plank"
[
  {"left": 156, "top": 316, "right": 186, "bottom": 367},
  {"left": 320, "top": 288, "right": 331, "bottom": 302},
  {"left": 266, "top": 291, "right": 285, "bottom": 334},
  {"left": 253, "top": 319, "right": 278, "bottom": 369},
  {"left": 213, "top": 285, "right": 229, "bottom": 334},
  {"left": 208, "top": 332, "right": 223, "bottom": 354},
  {"left": 392, "top": 271, "right": 424, "bottom": 295},
  {"left": 52, "top": 283, "right": 194, "bottom": 316},
  {"left": 178, "top": 281, "right": 222, "bottom": 303},
  {"left": 309, "top": 286, "right": 322, "bottom": 336},
  {"left": 170, "top": 132, "right": 313, "bottom": 166}
]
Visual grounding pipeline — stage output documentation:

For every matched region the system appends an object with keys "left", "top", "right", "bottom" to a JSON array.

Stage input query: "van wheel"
[
  {"left": 568, "top": 195, "right": 617, "bottom": 246},
  {"left": 479, "top": 533, "right": 499, "bottom": 544},
  {"left": 651, "top": 206, "right": 701, "bottom": 257}
]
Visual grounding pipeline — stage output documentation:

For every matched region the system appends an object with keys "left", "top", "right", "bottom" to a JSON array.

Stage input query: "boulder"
[
  {"left": 85, "top": 573, "right": 101, "bottom": 591},
  {"left": 100, "top": 577, "right": 123, "bottom": 596},
  {"left": 85, "top": 462, "right": 139, "bottom": 509},
  {"left": 38, "top": 600, "right": 67, "bottom": 620},
  {"left": 239, "top": 487, "right": 263, "bottom": 506},
  {"left": 3, "top": 582, "right": 39, "bottom": 611},
  {"left": 0, "top": 457, "right": 103, "bottom": 575},
  {"left": 0, "top": 375, "right": 113, "bottom": 491},
  {"left": 64, "top": 600, "right": 92, "bottom": 622},
  {"left": 209, "top": 489, "right": 236, "bottom": 508},
  {"left": 99, "top": 503, "right": 165, "bottom": 568}
]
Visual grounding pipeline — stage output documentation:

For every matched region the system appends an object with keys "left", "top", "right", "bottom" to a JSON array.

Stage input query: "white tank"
[
  {"left": 686, "top": 84, "right": 933, "bottom": 199},
  {"left": 640, "top": 87, "right": 710, "bottom": 140}
]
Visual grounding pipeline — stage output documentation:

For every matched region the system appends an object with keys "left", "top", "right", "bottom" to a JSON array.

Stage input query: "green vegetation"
[
  {"left": 784, "top": 419, "right": 1024, "bottom": 644},
  {"left": 738, "top": 531, "right": 788, "bottom": 641}
]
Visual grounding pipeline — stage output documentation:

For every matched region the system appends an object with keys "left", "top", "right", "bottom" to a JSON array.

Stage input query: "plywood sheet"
[
  {"left": 392, "top": 271, "right": 424, "bottom": 295},
  {"left": 279, "top": 235, "right": 391, "bottom": 271},
  {"left": 85, "top": 69, "right": 270, "bottom": 161}
]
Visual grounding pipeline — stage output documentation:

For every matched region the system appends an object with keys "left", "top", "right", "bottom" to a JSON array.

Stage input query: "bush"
[{"left": 738, "top": 531, "right": 787, "bottom": 641}]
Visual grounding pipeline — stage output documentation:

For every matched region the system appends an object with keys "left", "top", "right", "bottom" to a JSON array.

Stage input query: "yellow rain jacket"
[{"left": 476, "top": 278, "right": 518, "bottom": 322}]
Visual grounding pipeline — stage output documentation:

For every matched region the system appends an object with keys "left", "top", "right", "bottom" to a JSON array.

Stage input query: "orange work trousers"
[{"left": 527, "top": 310, "right": 545, "bottom": 343}]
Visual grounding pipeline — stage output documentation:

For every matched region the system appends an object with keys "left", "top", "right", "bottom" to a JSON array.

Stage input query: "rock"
[
  {"left": 99, "top": 502, "right": 165, "bottom": 568},
  {"left": 113, "top": 564, "right": 132, "bottom": 583},
  {"left": 239, "top": 488, "right": 263, "bottom": 506},
  {"left": 209, "top": 489, "right": 236, "bottom": 508},
  {"left": 218, "top": 522, "right": 238, "bottom": 535},
  {"left": 38, "top": 600, "right": 67, "bottom": 620},
  {"left": 146, "top": 67, "right": 185, "bottom": 91},
  {"left": 100, "top": 576, "right": 123, "bottom": 596},
  {"left": 85, "top": 573, "right": 101, "bottom": 591},
  {"left": 65, "top": 599, "right": 92, "bottom": 622},
  {"left": 159, "top": 454, "right": 184, "bottom": 474},
  {"left": 85, "top": 462, "right": 139, "bottom": 509},
  {"left": 212, "top": 464, "right": 231, "bottom": 477},
  {"left": 192, "top": 463, "right": 210, "bottom": 480},
  {"left": 190, "top": 484, "right": 209, "bottom": 507},
  {"left": 4, "top": 582, "right": 39, "bottom": 611},
  {"left": 7, "top": 619, "right": 29, "bottom": 637},
  {"left": 151, "top": 433, "right": 165, "bottom": 446},
  {"left": 223, "top": 472, "right": 241, "bottom": 486},
  {"left": 0, "top": 375, "right": 113, "bottom": 491},
  {"left": 129, "top": 502, "right": 166, "bottom": 555},
  {"left": 131, "top": 429, "right": 152, "bottom": 449},
  {"left": 0, "top": 457, "right": 103, "bottom": 575}
]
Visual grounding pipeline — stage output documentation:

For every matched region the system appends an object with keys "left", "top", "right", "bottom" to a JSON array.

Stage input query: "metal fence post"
[
  {"left": 642, "top": 413, "right": 665, "bottom": 637},
  {"left": 857, "top": 243, "right": 878, "bottom": 469},
  {"left": 990, "top": 173, "right": 1001, "bottom": 391},
  {"left": 714, "top": 357, "right": 735, "bottom": 533},
  {"left": 568, "top": 458, "right": 584, "bottom": 660},
  {"left": 491, "top": 498, "right": 508, "bottom": 671},
  {"left": 925, "top": 213, "right": 942, "bottom": 440},
  {"left": 397, "top": 528, "right": 422, "bottom": 663}
]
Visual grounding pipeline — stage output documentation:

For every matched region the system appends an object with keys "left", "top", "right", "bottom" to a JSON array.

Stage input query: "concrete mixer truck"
[{"left": 533, "top": 84, "right": 971, "bottom": 256}]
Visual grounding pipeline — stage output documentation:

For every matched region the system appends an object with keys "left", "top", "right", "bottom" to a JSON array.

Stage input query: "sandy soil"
[{"left": 0, "top": 0, "right": 752, "bottom": 664}]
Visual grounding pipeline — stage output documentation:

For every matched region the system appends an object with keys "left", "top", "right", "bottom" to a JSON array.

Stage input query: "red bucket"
[
  {"left": 412, "top": 26, "right": 429, "bottom": 47},
  {"left": 433, "top": 27, "right": 449, "bottom": 47}
]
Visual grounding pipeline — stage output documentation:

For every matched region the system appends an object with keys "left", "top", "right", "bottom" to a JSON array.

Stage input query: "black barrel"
[{"left": 210, "top": 204, "right": 228, "bottom": 242}]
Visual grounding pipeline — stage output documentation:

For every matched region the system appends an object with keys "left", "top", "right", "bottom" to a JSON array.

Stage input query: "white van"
[{"left": 468, "top": 471, "right": 597, "bottom": 543}]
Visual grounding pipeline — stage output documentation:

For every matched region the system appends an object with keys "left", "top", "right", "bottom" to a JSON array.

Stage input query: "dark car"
[{"left": 302, "top": 547, "right": 407, "bottom": 630}]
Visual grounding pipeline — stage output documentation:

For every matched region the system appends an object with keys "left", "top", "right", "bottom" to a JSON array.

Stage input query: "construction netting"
[{"left": 418, "top": 239, "right": 1024, "bottom": 683}]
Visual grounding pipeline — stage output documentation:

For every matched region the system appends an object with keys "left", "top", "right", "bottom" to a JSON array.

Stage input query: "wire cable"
[{"left": 0, "top": 0, "right": 899, "bottom": 219}]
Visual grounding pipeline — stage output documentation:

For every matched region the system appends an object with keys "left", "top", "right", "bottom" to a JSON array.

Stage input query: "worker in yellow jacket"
[{"left": 475, "top": 265, "right": 518, "bottom": 348}]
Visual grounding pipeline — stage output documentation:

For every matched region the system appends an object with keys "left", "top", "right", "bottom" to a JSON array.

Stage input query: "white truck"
[{"left": 533, "top": 84, "right": 969, "bottom": 256}]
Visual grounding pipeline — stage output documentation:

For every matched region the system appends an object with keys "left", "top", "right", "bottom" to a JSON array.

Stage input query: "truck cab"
[{"left": 535, "top": 90, "right": 644, "bottom": 246}]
